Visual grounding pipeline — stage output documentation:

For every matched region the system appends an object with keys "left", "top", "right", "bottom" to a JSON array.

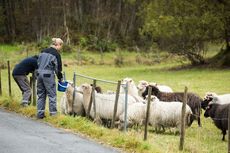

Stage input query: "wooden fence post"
[
  {"left": 29, "top": 76, "right": 32, "bottom": 103},
  {"left": 7, "top": 60, "right": 12, "bottom": 97},
  {"left": 144, "top": 86, "right": 152, "bottom": 141},
  {"left": 111, "top": 80, "right": 121, "bottom": 128},
  {"left": 32, "top": 72, "right": 36, "bottom": 106},
  {"left": 0, "top": 69, "right": 2, "bottom": 96},
  {"left": 87, "top": 79, "right": 96, "bottom": 118},
  {"left": 179, "top": 86, "right": 187, "bottom": 150},
  {"left": 72, "top": 72, "right": 76, "bottom": 115}
]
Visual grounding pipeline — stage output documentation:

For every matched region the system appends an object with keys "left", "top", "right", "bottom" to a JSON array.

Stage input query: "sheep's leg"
[
  {"left": 222, "top": 130, "right": 226, "bottom": 141},
  {"left": 196, "top": 109, "right": 202, "bottom": 127}
]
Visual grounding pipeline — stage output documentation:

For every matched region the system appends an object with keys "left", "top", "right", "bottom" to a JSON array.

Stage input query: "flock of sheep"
[{"left": 59, "top": 78, "right": 230, "bottom": 141}]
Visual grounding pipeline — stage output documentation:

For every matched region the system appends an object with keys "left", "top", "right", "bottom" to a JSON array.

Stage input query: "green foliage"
[
  {"left": 140, "top": 0, "right": 227, "bottom": 65},
  {"left": 37, "top": 37, "right": 51, "bottom": 50},
  {"left": 114, "top": 49, "right": 124, "bottom": 67}
]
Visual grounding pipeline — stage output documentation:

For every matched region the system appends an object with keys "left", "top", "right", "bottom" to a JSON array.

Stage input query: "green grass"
[{"left": 0, "top": 44, "right": 230, "bottom": 153}]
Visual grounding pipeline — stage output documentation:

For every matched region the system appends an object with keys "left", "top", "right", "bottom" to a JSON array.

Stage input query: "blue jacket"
[{"left": 12, "top": 56, "right": 38, "bottom": 75}]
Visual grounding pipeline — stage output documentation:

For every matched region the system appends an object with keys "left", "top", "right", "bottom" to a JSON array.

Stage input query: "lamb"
[
  {"left": 204, "top": 103, "right": 230, "bottom": 141},
  {"left": 79, "top": 83, "right": 138, "bottom": 123},
  {"left": 120, "top": 77, "right": 144, "bottom": 102},
  {"left": 201, "top": 92, "right": 230, "bottom": 110},
  {"left": 137, "top": 80, "right": 173, "bottom": 96},
  {"left": 142, "top": 85, "right": 202, "bottom": 127},
  {"left": 148, "top": 96, "right": 193, "bottom": 133}
]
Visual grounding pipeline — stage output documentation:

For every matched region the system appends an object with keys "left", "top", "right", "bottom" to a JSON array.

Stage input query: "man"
[
  {"left": 12, "top": 55, "right": 38, "bottom": 106},
  {"left": 37, "top": 38, "right": 63, "bottom": 119}
]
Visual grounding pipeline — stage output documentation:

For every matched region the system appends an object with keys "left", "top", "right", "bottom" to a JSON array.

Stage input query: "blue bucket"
[{"left": 58, "top": 81, "right": 68, "bottom": 92}]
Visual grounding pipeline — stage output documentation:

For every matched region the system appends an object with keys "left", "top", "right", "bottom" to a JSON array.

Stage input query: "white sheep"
[
  {"left": 148, "top": 96, "right": 193, "bottom": 133},
  {"left": 79, "top": 83, "right": 138, "bottom": 122},
  {"left": 120, "top": 77, "right": 144, "bottom": 102},
  {"left": 60, "top": 94, "right": 68, "bottom": 115},
  {"left": 118, "top": 102, "right": 147, "bottom": 130},
  {"left": 137, "top": 80, "right": 173, "bottom": 97},
  {"left": 60, "top": 83, "right": 85, "bottom": 116},
  {"left": 201, "top": 92, "right": 230, "bottom": 110}
]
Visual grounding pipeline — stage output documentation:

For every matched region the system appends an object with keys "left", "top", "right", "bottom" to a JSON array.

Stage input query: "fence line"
[
  {"left": 71, "top": 72, "right": 128, "bottom": 132},
  {"left": 75, "top": 73, "right": 118, "bottom": 84}
]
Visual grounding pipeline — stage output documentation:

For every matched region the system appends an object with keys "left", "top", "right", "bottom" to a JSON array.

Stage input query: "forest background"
[{"left": 0, "top": 0, "right": 230, "bottom": 67}]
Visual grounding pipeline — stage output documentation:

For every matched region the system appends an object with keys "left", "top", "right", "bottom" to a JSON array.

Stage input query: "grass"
[{"left": 0, "top": 44, "right": 230, "bottom": 153}]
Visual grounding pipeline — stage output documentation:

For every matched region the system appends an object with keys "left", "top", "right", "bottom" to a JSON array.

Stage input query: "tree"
[{"left": 140, "top": 0, "right": 226, "bottom": 65}]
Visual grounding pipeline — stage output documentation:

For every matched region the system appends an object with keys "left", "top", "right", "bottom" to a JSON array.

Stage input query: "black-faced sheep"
[
  {"left": 204, "top": 103, "right": 230, "bottom": 141},
  {"left": 201, "top": 92, "right": 230, "bottom": 110},
  {"left": 142, "top": 85, "right": 202, "bottom": 127}
]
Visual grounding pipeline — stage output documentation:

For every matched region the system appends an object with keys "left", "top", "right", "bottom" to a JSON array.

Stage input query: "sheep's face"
[
  {"left": 201, "top": 97, "right": 213, "bottom": 110},
  {"left": 142, "top": 85, "right": 160, "bottom": 99},
  {"left": 137, "top": 80, "right": 148, "bottom": 92},
  {"left": 80, "top": 83, "right": 92, "bottom": 95},
  {"left": 121, "top": 78, "right": 134, "bottom": 88}
]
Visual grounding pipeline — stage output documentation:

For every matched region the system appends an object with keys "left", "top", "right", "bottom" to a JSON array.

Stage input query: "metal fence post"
[{"left": 124, "top": 82, "right": 128, "bottom": 132}]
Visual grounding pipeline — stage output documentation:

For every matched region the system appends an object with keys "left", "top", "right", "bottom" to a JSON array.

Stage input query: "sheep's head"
[
  {"left": 121, "top": 77, "right": 135, "bottom": 87},
  {"left": 142, "top": 85, "right": 160, "bottom": 99},
  {"left": 79, "top": 83, "right": 92, "bottom": 95},
  {"left": 201, "top": 92, "right": 218, "bottom": 110},
  {"left": 137, "top": 80, "right": 149, "bottom": 92}
]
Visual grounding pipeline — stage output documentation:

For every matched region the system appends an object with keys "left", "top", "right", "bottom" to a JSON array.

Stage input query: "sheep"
[
  {"left": 204, "top": 103, "right": 230, "bottom": 141},
  {"left": 79, "top": 83, "right": 138, "bottom": 124},
  {"left": 120, "top": 77, "right": 144, "bottom": 102},
  {"left": 60, "top": 82, "right": 103, "bottom": 117},
  {"left": 148, "top": 96, "right": 193, "bottom": 133},
  {"left": 118, "top": 102, "right": 147, "bottom": 130},
  {"left": 201, "top": 92, "right": 230, "bottom": 110},
  {"left": 142, "top": 85, "right": 202, "bottom": 127},
  {"left": 60, "top": 94, "right": 68, "bottom": 115},
  {"left": 64, "top": 83, "right": 85, "bottom": 116},
  {"left": 137, "top": 80, "right": 173, "bottom": 96}
]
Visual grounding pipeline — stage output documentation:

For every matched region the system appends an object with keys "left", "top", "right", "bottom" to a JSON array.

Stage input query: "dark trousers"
[{"left": 13, "top": 75, "right": 31, "bottom": 104}]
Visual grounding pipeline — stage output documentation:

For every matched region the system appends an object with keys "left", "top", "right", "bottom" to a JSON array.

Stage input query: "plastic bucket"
[{"left": 58, "top": 81, "right": 68, "bottom": 92}]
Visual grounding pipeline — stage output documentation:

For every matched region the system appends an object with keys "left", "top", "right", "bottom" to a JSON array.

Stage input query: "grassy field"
[{"left": 0, "top": 44, "right": 230, "bottom": 153}]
